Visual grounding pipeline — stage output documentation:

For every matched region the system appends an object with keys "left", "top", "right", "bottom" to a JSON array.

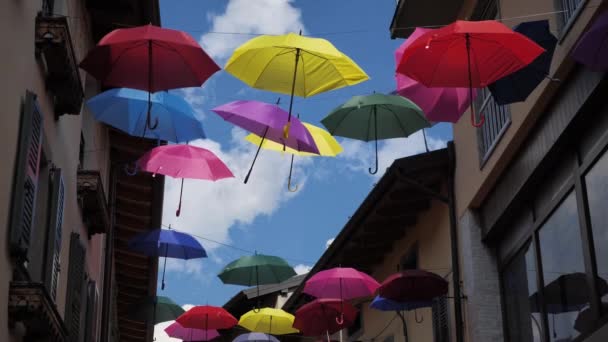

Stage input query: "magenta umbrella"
[
  {"left": 136, "top": 144, "right": 234, "bottom": 216},
  {"left": 164, "top": 322, "right": 220, "bottom": 341},
  {"left": 211, "top": 100, "right": 319, "bottom": 184},
  {"left": 304, "top": 267, "right": 379, "bottom": 300},
  {"left": 395, "top": 27, "right": 477, "bottom": 123}
]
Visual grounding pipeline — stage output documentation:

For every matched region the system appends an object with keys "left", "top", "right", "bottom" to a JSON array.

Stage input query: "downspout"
[
  {"left": 100, "top": 164, "right": 118, "bottom": 342},
  {"left": 447, "top": 141, "right": 464, "bottom": 342}
]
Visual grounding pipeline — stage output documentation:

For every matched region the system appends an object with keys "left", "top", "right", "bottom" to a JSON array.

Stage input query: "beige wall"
[
  {"left": 453, "top": 0, "right": 604, "bottom": 216},
  {"left": 346, "top": 198, "right": 457, "bottom": 342},
  {"left": 0, "top": 1, "right": 110, "bottom": 341}
]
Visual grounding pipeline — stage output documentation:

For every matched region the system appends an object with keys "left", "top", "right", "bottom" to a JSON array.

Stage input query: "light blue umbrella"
[
  {"left": 233, "top": 333, "right": 279, "bottom": 342},
  {"left": 86, "top": 88, "right": 206, "bottom": 143},
  {"left": 369, "top": 296, "right": 433, "bottom": 342}
]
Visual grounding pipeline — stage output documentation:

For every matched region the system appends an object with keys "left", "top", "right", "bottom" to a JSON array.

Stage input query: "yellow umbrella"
[
  {"left": 245, "top": 122, "right": 343, "bottom": 192},
  {"left": 238, "top": 308, "right": 299, "bottom": 335},
  {"left": 225, "top": 32, "right": 369, "bottom": 127}
]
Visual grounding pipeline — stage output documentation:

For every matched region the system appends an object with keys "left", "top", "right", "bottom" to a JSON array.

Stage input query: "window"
[
  {"left": 65, "top": 233, "right": 86, "bottom": 342},
  {"left": 432, "top": 296, "right": 449, "bottom": 342},
  {"left": 400, "top": 244, "right": 418, "bottom": 270},
  {"left": 556, "top": 0, "right": 584, "bottom": 32},
  {"left": 475, "top": 87, "right": 511, "bottom": 166}
]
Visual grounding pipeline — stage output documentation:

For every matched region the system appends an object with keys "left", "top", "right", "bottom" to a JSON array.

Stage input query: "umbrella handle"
[
  {"left": 124, "top": 162, "right": 138, "bottom": 176},
  {"left": 414, "top": 309, "right": 423, "bottom": 323},
  {"left": 147, "top": 114, "right": 159, "bottom": 130},
  {"left": 335, "top": 313, "right": 344, "bottom": 325}
]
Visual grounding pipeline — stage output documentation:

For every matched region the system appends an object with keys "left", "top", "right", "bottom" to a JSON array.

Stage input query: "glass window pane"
[
  {"left": 585, "top": 150, "right": 608, "bottom": 317},
  {"left": 502, "top": 240, "right": 543, "bottom": 342},
  {"left": 538, "top": 192, "right": 589, "bottom": 340}
]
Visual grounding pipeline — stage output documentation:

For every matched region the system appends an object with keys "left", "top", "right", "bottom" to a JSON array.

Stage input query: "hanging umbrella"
[
  {"left": 245, "top": 121, "right": 342, "bottom": 191},
  {"left": 575, "top": 303, "right": 608, "bottom": 333},
  {"left": 293, "top": 298, "right": 358, "bottom": 336},
  {"left": 571, "top": 11, "right": 608, "bottom": 71},
  {"left": 397, "top": 20, "right": 545, "bottom": 126},
  {"left": 224, "top": 32, "right": 368, "bottom": 133},
  {"left": 136, "top": 144, "right": 234, "bottom": 216},
  {"left": 395, "top": 27, "right": 476, "bottom": 123},
  {"left": 238, "top": 308, "right": 299, "bottom": 335},
  {"left": 377, "top": 270, "right": 448, "bottom": 302},
  {"left": 176, "top": 306, "right": 238, "bottom": 330},
  {"left": 233, "top": 333, "right": 279, "bottom": 342},
  {"left": 488, "top": 20, "right": 558, "bottom": 105},
  {"left": 128, "top": 228, "right": 207, "bottom": 290},
  {"left": 211, "top": 100, "right": 318, "bottom": 183},
  {"left": 218, "top": 253, "right": 296, "bottom": 308},
  {"left": 370, "top": 296, "right": 433, "bottom": 342},
  {"left": 128, "top": 295, "right": 185, "bottom": 324},
  {"left": 321, "top": 93, "right": 430, "bottom": 174},
  {"left": 303, "top": 267, "right": 380, "bottom": 300},
  {"left": 86, "top": 88, "right": 206, "bottom": 143},
  {"left": 164, "top": 322, "right": 220, "bottom": 341},
  {"left": 80, "top": 24, "right": 219, "bottom": 130}
]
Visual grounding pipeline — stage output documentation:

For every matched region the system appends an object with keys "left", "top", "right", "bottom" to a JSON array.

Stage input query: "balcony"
[
  {"left": 475, "top": 89, "right": 511, "bottom": 166},
  {"left": 77, "top": 170, "right": 110, "bottom": 237},
  {"left": 8, "top": 281, "right": 68, "bottom": 342},
  {"left": 389, "top": 0, "right": 464, "bottom": 38},
  {"left": 35, "top": 14, "right": 84, "bottom": 116}
]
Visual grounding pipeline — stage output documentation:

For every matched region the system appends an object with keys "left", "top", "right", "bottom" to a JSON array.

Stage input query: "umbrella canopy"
[
  {"left": 238, "top": 308, "right": 299, "bottom": 335},
  {"left": 303, "top": 267, "right": 380, "bottom": 300},
  {"left": 571, "top": 11, "right": 608, "bottom": 71},
  {"left": 293, "top": 298, "right": 358, "bottom": 336},
  {"left": 321, "top": 93, "right": 430, "bottom": 174},
  {"left": 395, "top": 27, "right": 476, "bottom": 123},
  {"left": 529, "top": 273, "right": 608, "bottom": 314},
  {"left": 164, "top": 322, "right": 220, "bottom": 341},
  {"left": 575, "top": 303, "right": 608, "bottom": 333},
  {"left": 378, "top": 270, "right": 448, "bottom": 302},
  {"left": 86, "top": 88, "right": 206, "bottom": 143},
  {"left": 397, "top": 20, "right": 544, "bottom": 126},
  {"left": 177, "top": 306, "right": 238, "bottom": 330},
  {"left": 218, "top": 254, "right": 296, "bottom": 286},
  {"left": 128, "top": 296, "right": 184, "bottom": 324},
  {"left": 80, "top": 24, "right": 219, "bottom": 92},
  {"left": 488, "top": 20, "right": 558, "bottom": 105},
  {"left": 369, "top": 296, "right": 433, "bottom": 312},
  {"left": 233, "top": 333, "right": 280, "bottom": 342}
]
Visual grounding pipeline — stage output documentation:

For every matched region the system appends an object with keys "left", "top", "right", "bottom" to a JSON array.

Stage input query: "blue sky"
[{"left": 155, "top": 1, "right": 451, "bottom": 338}]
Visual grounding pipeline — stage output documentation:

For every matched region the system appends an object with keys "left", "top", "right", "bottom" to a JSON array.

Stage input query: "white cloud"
[
  {"left": 200, "top": 0, "right": 305, "bottom": 61},
  {"left": 162, "top": 128, "right": 312, "bottom": 275},
  {"left": 154, "top": 305, "right": 196, "bottom": 342},
  {"left": 339, "top": 131, "right": 447, "bottom": 178},
  {"left": 294, "top": 264, "right": 312, "bottom": 275},
  {"left": 325, "top": 238, "right": 335, "bottom": 249}
]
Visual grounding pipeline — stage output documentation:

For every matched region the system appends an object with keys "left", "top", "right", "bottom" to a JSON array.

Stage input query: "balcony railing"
[
  {"left": 475, "top": 88, "right": 511, "bottom": 167},
  {"left": 560, "top": 0, "right": 583, "bottom": 26}
]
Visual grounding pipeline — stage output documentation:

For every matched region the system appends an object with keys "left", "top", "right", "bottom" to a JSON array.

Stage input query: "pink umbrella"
[
  {"left": 395, "top": 28, "right": 477, "bottom": 123},
  {"left": 136, "top": 144, "right": 234, "bottom": 216},
  {"left": 303, "top": 267, "right": 379, "bottom": 300},
  {"left": 165, "top": 322, "right": 220, "bottom": 341}
]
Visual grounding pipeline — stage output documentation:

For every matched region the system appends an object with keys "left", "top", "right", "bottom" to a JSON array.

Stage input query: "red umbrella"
[
  {"left": 176, "top": 306, "right": 238, "bottom": 330},
  {"left": 80, "top": 24, "right": 220, "bottom": 129},
  {"left": 293, "top": 299, "right": 358, "bottom": 336},
  {"left": 377, "top": 270, "right": 448, "bottom": 302},
  {"left": 397, "top": 20, "right": 544, "bottom": 126}
]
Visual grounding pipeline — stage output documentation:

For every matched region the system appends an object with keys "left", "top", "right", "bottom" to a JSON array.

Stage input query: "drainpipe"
[
  {"left": 447, "top": 141, "right": 464, "bottom": 342},
  {"left": 100, "top": 164, "right": 117, "bottom": 342}
]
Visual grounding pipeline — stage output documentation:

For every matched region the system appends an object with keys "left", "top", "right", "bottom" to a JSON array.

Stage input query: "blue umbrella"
[
  {"left": 488, "top": 20, "right": 558, "bottom": 105},
  {"left": 86, "top": 88, "right": 206, "bottom": 143},
  {"left": 233, "top": 333, "right": 279, "bottom": 342},
  {"left": 128, "top": 228, "right": 207, "bottom": 290},
  {"left": 369, "top": 296, "right": 433, "bottom": 342}
]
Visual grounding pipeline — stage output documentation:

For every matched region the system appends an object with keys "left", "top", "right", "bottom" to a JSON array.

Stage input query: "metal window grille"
[
  {"left": 558, "top": 0, "right": 583, "bottom": 28},
  {"left": 475, "top": 88, "right": 511, "bottom": 167}
]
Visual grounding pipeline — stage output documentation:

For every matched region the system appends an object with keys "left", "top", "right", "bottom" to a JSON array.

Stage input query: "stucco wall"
[
  {"left": 0, "top": 0, "right": 109, "bottom": 340},
  {"left": 453, "top": 0, "right": 604, "bottom": 217}
]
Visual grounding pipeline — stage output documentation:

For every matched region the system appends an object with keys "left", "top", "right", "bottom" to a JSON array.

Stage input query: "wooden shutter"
[
  {"left": 432, "top": 296, "right": 449, "bottom": 342},
  {"left": 44, "top": 168, "right": 65, "bottom": 301},
  {"left": 65, "top": 233, "right": 86, "bottom": 342},
  {"left": 84, "top": 281, "right": 99, "bottom": 342},
  {"left": 10, "top": 91, "right": 43, "bottom": 260}
]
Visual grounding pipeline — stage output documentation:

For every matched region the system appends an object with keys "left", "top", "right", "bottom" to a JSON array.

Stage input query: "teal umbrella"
[
  {"left": 128, "top": 296, "right": 185, "bottom": 324},
  {"left": 321, "top": 93, "right": 430, "bottom": 174}
]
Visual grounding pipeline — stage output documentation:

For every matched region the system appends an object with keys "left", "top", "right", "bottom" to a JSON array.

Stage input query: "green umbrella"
[
  {"left": 219, "top": 254, "right": 296, "bottom": 308},
  {"left": 128, "top": 295, "right": 185, "bottom": 324},
  {"left": 321, "top": 93, "right": 430, "bottom": 174}
]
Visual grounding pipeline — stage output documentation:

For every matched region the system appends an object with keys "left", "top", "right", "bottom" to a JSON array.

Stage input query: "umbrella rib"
[
  {"left": 152, "top": 40, "right": 202, "bottom": 84},
  {"left": 102, "top": 40, "right": 149, "bottom": 84},
  {"left": 427, "top": 38, "right": 462, "bottom": 87},
  {"left": 252, "top": 47, "right": 294, "bottom": 89},
  {"left": 381, "top": 104, "right": 418, "bottom": 137},
  {"left": 327, "top": 108, "right": 355, "bottom": 137}
]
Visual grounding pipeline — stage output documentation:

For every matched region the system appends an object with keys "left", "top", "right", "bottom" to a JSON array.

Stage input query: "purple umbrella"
[
  {"left": 571, "top": 11, "right": 608, "bottom": 71},
  {"left": 395, "top": 27, "right": 477, "bottom": 123},
  {"left": 211, "top": 100, "right": 319, "bottom": 183},
  {"left": 164, "top": 322, "right": 220, "bottom": 341}
]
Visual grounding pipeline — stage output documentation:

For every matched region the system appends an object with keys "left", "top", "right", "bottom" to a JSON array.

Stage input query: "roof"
[
  {"left": 87, "top": 0, "right": 162, "bottom": 42},
  {"left": 283, "top": 148, "right": 450, "bottom": 311},
  {"left": 389, "top": 0, "right": 464, "bottom": 38}
]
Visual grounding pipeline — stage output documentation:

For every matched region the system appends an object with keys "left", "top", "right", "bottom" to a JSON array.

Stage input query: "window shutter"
[
  {"left": 44, "top": 168, "right": 65, "bottom": 301},
  {"left": 84, "top": 281, "right": 99, "bottom": 342},
  {"left": 432, "top": 296, "right": 449, "bottom": 342},
  {"left": 65, "top": 233, "right": 86, "bottom": 342},
  {"left": 10, "top": 91, "right": 43, "bottom": 260}
]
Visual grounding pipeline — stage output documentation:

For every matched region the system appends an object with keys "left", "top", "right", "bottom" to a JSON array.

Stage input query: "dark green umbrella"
[
  {"left": 321, "top": 93, "right": 430, "bottom": 174},
  {"left": 128, "top": 295, "right": 185, "bottom": 324},
  {"left": 218, "top": 254, "right": 296, "bottom": 308}
]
